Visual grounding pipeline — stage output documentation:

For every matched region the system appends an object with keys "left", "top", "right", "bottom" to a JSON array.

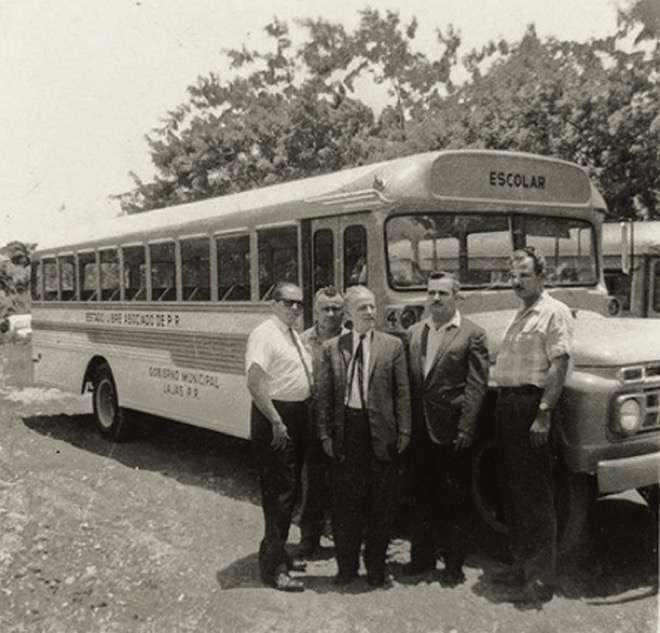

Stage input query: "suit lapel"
[
  {"left": 411, "top": 323, "right": 425, "bottom": 381},
  {"left": 425, "top": 324, "right": 460, "bottom": 382},
  {"left": 338, "top": 332, "right": 353, "bottom": 378},
  {"left": 367, "top": 331, "right": 379, "bottom": 384}
]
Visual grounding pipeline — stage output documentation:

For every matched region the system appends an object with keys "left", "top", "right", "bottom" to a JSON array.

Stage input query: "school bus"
[{"left": 31, "top": 150, "right": 660, "bottom": 549}]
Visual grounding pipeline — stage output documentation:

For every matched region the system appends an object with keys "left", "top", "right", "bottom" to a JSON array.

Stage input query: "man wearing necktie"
[
  {"left": 246, "top": 282, "right": 313, "bottom": 592},
  {"left": 403, "top": 271, "right": 489, "bottom": 586},
  {"left": 317, "top": 285, "right": 411, "bottom": 588}
]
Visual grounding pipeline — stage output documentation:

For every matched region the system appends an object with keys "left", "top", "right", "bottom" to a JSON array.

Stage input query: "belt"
[{"left": 496, "top": 385, "right": 542, "bottom": 396}]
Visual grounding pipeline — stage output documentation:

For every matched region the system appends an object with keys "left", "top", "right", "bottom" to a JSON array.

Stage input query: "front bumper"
[{"left": 597, "top": 451, "right": 660, "bottom": 494}]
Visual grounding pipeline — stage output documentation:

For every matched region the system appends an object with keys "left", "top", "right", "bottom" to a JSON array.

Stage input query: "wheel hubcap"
[{"left": 96, "top": 379, "right": 116, "bottom": 429}]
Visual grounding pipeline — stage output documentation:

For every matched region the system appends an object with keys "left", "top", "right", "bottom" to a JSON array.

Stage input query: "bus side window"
[
  {"left": 216, "top": 234, "right": 251, "bottom": 301},
  {"left": 344, "top": 225, "right": 367, "bottom": 288},
  {"left": 181, "top": 238, "right": 210, "bottom": 301},
  {"left": 31, "top": 260, "right": 42, "bottom": 301},
  {"left": 313, "top": 229, "right": 334, "bottom": 292},
  {"left": 59, "top": 255, "right": 76, "bottom": 300},
  {"left": 257, "top": 226, "right": 299, "bottom": 299},
  {"left": 123, "top": 245, "right": 147, "bottom": 301},
  {"left": 100, "top": 249, "right": 120, "bottom": 301},
  {"left": 150, "top": 242, "right": 176, "bottom": 301},
  {"left": 43, "top": 258, "right": 58, "bottom": 301},
  {"left": 78, "top": 252, "right": 98, "bottom": 301}
]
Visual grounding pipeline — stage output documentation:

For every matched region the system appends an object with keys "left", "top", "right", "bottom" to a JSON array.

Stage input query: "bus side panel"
[
  {"left": 110, "top": 351, "right": 251, "bottom": 439},
  {"left": 33, "top": 329, "right": 88, "bottom": 394},
  {"left": 32, "top": 305, "right": 270, "bottom": 439}
]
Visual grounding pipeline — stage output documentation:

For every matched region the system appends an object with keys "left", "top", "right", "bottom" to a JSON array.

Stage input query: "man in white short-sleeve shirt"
[{"left": 246, "top": 281, "right": 312, "bottom": 592}]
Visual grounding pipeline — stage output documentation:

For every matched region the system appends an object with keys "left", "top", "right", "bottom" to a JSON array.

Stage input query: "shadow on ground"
[
  {"left": 470, "top": 494, "right": 658, "bottom": 607},
  {"left": 22, "top": 411, "right": 260, "bottom": 506}
]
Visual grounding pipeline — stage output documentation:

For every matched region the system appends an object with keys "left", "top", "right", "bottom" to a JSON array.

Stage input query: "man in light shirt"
[
  {"left": 317, "top": 285, "right": 411, "bottom": 588},
  {"left": 403, "top": 271, "right": 489, "bottom": 585},
  {"left": 246, "top": 281, "right": 313, "bottom": 592},
  {"left": 491, "top": 247, "right": 573, "bottom": 605}
]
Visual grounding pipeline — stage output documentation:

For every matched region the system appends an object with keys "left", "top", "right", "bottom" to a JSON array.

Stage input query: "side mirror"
[{"left": 620, "top": 221, "right": 633, "bottom": 275}]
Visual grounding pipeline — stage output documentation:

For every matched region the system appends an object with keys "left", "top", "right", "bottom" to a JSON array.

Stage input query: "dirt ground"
[{"left": 0, "top": 342, "right": 657, "bottom": 633}]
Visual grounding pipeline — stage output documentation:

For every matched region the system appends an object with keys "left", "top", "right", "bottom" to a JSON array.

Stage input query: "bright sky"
[{"left": 0, "top": 0, "right": 622, "bottom": 246}]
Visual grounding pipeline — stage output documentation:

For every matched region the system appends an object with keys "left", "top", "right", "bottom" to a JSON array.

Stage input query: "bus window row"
[
  {"left": 34, "top": 230, "right": 275, "bottom": 303},
  {"left": 32, "top": 223, "right": 369, "bottom": 302}
]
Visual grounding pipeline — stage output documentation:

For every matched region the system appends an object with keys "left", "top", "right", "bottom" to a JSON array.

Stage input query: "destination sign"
[{"left": 431, "top": 152, "right": 592, "bottom": 204}]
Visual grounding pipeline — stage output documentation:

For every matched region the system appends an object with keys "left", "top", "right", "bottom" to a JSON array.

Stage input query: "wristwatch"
[{"left": 538, "top": 401, "right": 551, "bottom": 413}]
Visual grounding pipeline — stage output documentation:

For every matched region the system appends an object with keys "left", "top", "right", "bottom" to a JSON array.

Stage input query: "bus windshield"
[{"left": 386, "top": 213, "right": 597, "bottom": 290}]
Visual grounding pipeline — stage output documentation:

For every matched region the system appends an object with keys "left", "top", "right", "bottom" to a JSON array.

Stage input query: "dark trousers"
[
  {"left": 331, "top": 408, "right": 397, "bottom": 578},
  {"left": 251, "top": 400, "right": 308, "bottom": 584},
  {"left": 494, "top": 387, "right": 557, "bottom": 585},
  {"left": 409, "top": 434, "right": 473, "bottom": 572},
  {"left": 299, "top": 437, "right": 330, "bottom": 547}
]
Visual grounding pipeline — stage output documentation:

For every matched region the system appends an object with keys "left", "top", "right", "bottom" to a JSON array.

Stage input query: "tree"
[{"left": 118, "top": 5, "right": 658, "bottom": 219}]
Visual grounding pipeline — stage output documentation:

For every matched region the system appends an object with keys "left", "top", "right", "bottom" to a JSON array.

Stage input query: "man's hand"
[
  {"left": 321, "top": 438, "right": 334, "bottom": 458},
  {"left": 396, "top": 433, "right": 410, "bottom": 454},
  {"left": 529, "top": 411, "right": 551, "bottom": 447},
  {"left": 454, "top": 431, "right": 473, "bottom": 451},
  {"left": 271, "top": 420, "right": 290, "bottom": 450}
]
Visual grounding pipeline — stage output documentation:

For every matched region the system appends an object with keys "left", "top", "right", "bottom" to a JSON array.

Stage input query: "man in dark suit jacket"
[
  {"left": 403, "top": 271, "right": 489, "bottom": 585},
  {"left": 317, "top": 285, "right": 411, "bottom": 588}
]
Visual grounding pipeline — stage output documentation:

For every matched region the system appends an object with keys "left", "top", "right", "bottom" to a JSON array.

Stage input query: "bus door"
[
  {"left": 309, "top": 213, "right": 371, "bottom": 295},
  {"left": 646, "top": 257, "right": 660, "bottom": 317}
]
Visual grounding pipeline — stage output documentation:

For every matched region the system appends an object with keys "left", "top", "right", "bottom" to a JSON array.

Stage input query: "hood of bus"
[{"left": 469, "top": 309, "right": 660, "bottom": 367}]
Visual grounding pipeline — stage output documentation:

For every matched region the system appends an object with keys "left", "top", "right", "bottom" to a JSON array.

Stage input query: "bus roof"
[
  {"left": 35, "top": 149, "right": 603, "bottom": 255},
  {"left": 602, "top": 221, "right": 660, "bottom": 256}
]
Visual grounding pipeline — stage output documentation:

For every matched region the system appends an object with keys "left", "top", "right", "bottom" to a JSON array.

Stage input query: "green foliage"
[
  {"left": 118, "top": 1, "right": 659, "bottom": 220},
  {"left": 0, "top": 241, "right": 34, "bottom": 315}
]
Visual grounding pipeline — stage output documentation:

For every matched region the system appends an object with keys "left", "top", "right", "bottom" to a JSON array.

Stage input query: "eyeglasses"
[{"left": 278, "top": 298, "right": 303, "bottom": 309}]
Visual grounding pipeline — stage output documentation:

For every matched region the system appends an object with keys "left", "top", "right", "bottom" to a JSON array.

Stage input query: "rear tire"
[{"left": 92, "top": 364, "right": 131, "bottom": 441}]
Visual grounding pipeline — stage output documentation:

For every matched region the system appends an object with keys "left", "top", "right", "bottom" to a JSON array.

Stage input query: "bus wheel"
[
  {"left": 638, "top": 485, "right": 659, "bottom": 515},
  {"left": 92, "top": 364, "right": 130, "bottom": 441},
  {"left": 471, "top": 438, "right": 593, "bottom": 553},
  {"left": 554, "top": 465, "right": 592, "bottom": 556}
]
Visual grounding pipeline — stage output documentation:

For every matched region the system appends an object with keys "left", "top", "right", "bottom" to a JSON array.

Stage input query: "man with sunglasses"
[{"left": 246, "top": 281, "right": 313, "bottom": 592}]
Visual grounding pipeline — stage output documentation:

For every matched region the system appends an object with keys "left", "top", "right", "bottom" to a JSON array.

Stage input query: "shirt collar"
[
  {"left": 352, "top": 328, "right": 374, "bottom": 345},
  {"left": 424, "top": 310, "right": 461, "bottom": 332},
  {"left": 271, "top": 314, "right": 292, "bottom": 333},
  {"left": 517, "top": 291, "right": 549, "bottom": 319}
]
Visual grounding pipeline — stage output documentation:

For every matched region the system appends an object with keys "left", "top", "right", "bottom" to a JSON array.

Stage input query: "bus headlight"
[{"left": 613, "top": 396, "right": 642, "bottom": 436}]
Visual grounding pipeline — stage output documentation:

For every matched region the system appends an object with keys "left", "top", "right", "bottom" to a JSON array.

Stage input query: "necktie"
[
  {"left": 347, "top": 334, "right": 367, "bottom": 408},
  {"left": 288, "top": 328, "right": 313, "bottom": 396}
]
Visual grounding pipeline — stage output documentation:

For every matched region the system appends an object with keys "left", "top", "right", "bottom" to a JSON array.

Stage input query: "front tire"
[
  {"left": 92, "top": 364, "right": 130, "bottom": 441},
  {"left": 471, "top": 438, "right": 593, "bottom": 554}
]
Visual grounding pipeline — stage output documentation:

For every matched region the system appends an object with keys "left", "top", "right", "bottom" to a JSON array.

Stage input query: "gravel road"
[{"left": 0, "top": 342, "right": 657, "bottom": 633}]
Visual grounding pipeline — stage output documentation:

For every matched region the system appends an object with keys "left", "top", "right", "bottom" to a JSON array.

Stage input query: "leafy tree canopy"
[{"left": 117, "top": 1, "right": 659, "bottom": 220}]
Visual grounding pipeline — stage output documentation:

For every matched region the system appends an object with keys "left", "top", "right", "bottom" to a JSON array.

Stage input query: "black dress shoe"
[
  {"left": 502, "top": 580, "right": 554, "bottom": 604},
  {"left": 490, "top": 566, "right": 526, "bottom": 586},
  {"left": 402, "top": 560, "right": 435, "bottom": 576},
  {"left": 333, "top": 572, "right": 357, "bottom": 586},
  {"left": 440, "top": 568, "right": 466, "bottom": 587},
  {"left": 273, "top": 572, "right": 305, "bottom": 592},
  {"left": 366, "top": 572, "right": 386, "bottom": 588}
]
